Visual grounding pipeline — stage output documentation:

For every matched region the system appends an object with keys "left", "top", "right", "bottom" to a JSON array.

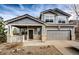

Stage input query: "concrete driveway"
[
  {"left": 24, "top": 40, "right": 79, "bottom": 55},
  {"left": 46, "top": 40, "right": 79, "bottom": 55}
]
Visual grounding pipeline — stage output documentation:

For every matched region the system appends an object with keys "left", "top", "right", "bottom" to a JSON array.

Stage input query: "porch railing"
[{"left": 7, "top": 35, "right": 23, "bottom": 43}]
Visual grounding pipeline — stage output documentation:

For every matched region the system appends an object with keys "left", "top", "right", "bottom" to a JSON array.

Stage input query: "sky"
[{"left": 0, "top": 4, "right": 76, "bottom": 20}]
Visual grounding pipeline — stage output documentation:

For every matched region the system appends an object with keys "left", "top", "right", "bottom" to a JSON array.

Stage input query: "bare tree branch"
[{"left": 73, "top": 4, "right": 79, "bottom": 16}]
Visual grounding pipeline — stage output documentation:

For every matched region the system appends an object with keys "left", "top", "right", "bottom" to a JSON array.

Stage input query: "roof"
[
  {"left": 5, "top": 14, "right": 44, "bottom": 25},
  {"left": 40, "top": 8, "right": 71, "bottom": 17},
  {"left": 53, "top": 8, "right": 71, "bottom": 17},
  {"left": 5, "top": 8, "right": 71, "bottom": 25},
  {"left": 69, "top": 20, "right": 79, "bottom": 25}
]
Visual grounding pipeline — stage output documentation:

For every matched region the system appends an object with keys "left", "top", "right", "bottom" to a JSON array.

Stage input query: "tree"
[
  {"left": 0, "top": 17, "right": 6, "bottom": 43},
  {"left": 0, "top": 19, "right": 4, "bottom": 34},
  {"left": 64, "top": 4, "right": 79, "bottom": 20},
  {"left": 64, "top": 4, "right": 79, "bottom": 25},
  {"left": 71, "top": 4, "right": 79, "bottom": 20}
]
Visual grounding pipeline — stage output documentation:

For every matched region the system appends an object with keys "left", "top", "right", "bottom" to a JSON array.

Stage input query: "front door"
[{"left": 29, "top": 30, "right": 33, "bottom": 39}]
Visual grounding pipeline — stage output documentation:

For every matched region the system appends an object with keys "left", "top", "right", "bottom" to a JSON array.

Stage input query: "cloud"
[
  {"left": 0, "top": 13, "right": 16, "bottom": 20},
  {"left": 0, "top": 4, "right": 78, "bottom": 21}
]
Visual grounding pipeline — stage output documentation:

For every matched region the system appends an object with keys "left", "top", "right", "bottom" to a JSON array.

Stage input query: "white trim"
[
  {"left": 28, "top": 29, "right": 34, "bottom": 40},
  {"left": 11, "top": 24, "right": 42, "bottom": 26},
  {"left": 26, "top": 28, "right": 34, "bottom": 40}
]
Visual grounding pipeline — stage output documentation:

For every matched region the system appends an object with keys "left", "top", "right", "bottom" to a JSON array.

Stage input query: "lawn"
[{"left": 0, "top": 43, "right": 62, "bottom": 55}]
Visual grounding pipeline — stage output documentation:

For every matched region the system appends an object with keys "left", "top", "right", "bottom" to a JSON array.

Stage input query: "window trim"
[
  {"left": 62, "top": 21, "right": 65, "bottom": 23},
  {"left": 45, "top": 15, "right": 54, "bottom": 22},
  {"left": 58, "top": 20, "right": 65, "bottom": 23},
  {"left": 57, "top": 15, "right": 67, "bottom": 24}
]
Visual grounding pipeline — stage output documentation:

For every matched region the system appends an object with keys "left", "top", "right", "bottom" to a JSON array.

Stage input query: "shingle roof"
[
  {"left": 5, "top": 14, "right": 44, "bottom": 25},
  {"left": 5, "top": 8, "right": 71, "bottom": 25},
  {"left": 40, "top": 8, "right": 71, "bottom": 17}
]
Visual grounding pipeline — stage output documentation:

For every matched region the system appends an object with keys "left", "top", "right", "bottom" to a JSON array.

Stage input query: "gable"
[
  {"left": 53, "top": 8, "right": 71, "bottom": 17},
  {"left": 8, "top": 17, "right": 42, "bottom": 25},
  {"left": 43, "top": 13, "right": 55, "bottom": 17},
  {"left": 53, "top": 11, "right": 68, "bottom": 17},
  {"left": 40, "top": 8, "right": 71, "bottom": 17},
  {"left": 42, "top": 11, "right": 68, "bottom": 19},
  {"left": 5, "top": 14, "right": 44, "bottom": 25}
]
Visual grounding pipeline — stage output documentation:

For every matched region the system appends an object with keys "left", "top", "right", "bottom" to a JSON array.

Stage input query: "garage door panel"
[{"left": 47, "top": 30, "right": 70, "bottom": 40}]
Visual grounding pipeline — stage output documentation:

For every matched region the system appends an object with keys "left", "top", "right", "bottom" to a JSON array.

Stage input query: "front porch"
[{"left": 7, "top": 25, "right": 45, "bottom": 43}]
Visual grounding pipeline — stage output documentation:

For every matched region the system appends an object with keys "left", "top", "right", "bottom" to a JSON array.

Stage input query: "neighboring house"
[
  {"left": 5, "top": 8, "right": 76, "bottom": 43},
  {"left": 69, "top": 20, "right": 79, "bottom": 40},
  {"left": 69, "top": 20, "right": 79, "bottom": 32}
]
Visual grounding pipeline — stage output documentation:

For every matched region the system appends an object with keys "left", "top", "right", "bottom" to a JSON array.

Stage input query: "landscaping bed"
[{"left": 0, "top": 43, "right": 62, "bottom": 55}]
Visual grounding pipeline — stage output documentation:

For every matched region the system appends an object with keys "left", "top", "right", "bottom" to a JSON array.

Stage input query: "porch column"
[
  {"left": 9, "top": 25, "right": 13, "bottom": 43},
  {"left": 10, "top": 25, "right": 13, "bottom": 36},
  {"left": 42, "top": 25, "right": 47, "bottom": 42},
  {"left": 71, "top": 27, "right": 75, "bottom": 40},
  {"left": 7, "top": 25, "right": 11, "bottom": 43},
  {"left": 27, "top": 26, "right": 29, "bottom": 41}
]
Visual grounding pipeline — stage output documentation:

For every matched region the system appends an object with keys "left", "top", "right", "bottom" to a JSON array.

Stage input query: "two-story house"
[{"left": 5, "top": 8, "right": 76, "bottom": 43}]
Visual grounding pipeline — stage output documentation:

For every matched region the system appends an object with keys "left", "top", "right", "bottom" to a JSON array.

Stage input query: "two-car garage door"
[{"left": 47, "top": 30, "right": 71, "bottom": 40}]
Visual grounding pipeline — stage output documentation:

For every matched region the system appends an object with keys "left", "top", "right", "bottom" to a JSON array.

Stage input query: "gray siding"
[
  {"left": 41, "top": 12, "right": 69, "bottom": 24},
  {"left": 9, "top": 18, "right": 42, "bottom": 25}
]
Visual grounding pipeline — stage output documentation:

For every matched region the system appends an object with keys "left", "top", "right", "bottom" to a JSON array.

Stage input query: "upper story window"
[
  {"left": 58, "top": 20, "right": 65, "bottom": 23},
  {"left": 46, "top": 19, "right": 53, "bottom": 22},
  {"left": 45, "top": 15, "right": 54, "bottom": 22},
  {"left": 57, "top": 16, "right": 67, "bottom": 24},
  {"left": 46, "top": 19, "right": 50, "bottom": 22},
  {"left": 58, "top": 20, "right": 62, "bottom": 23},
  {"left": 57, "top": 16, "right": 67, "bottom": 20},
  {"left": 62, "top": 21, "right": 65, "bottom": 23}
]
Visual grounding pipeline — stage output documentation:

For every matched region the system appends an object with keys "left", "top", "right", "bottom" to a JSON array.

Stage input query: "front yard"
[{"left": 0, "top": 43, "right": 62, "bottom": 55}]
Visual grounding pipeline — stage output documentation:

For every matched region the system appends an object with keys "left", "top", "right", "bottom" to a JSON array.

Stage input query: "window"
[
  {"left": 13, "top": 27, "right": 20, "bottom": 35},
  {"left": 58, "top": 20, "right": 65, "bottom": 23},
  {"left": 57, "top": 16, "right": 66, "bottom": 24},
  {"left": 20, "top": 28, "right": 27, "bottom": 35},
  {"left": 45, "top": 19, "right": 49, "bottom": 22},
  {"left": 62, "top": 21, "right": 65, "bottom": 23},
  {"left": 45, "top": 19, "right": 53, "bottom": 22},
  {"left": 57, "top": 16, "right": 67, "bottom": 20},
  {"left": 58, "top": 20, "right": 62, "bottom": 23},
  {"left": 50, "top": 19, "right": 53, "bottom": 22},
  {"left": 45, "top": 15, "right": 54, "bottom": 22}
]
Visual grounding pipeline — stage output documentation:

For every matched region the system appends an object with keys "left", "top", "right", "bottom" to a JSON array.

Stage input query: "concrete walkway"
[{"left": 24, "top": 40, "right": 79, "bottom": 55}]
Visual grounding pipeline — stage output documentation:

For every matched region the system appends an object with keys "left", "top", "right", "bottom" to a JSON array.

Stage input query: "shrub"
[{"left": 0, "top": 34, "right": 6, "bottom": 43}]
